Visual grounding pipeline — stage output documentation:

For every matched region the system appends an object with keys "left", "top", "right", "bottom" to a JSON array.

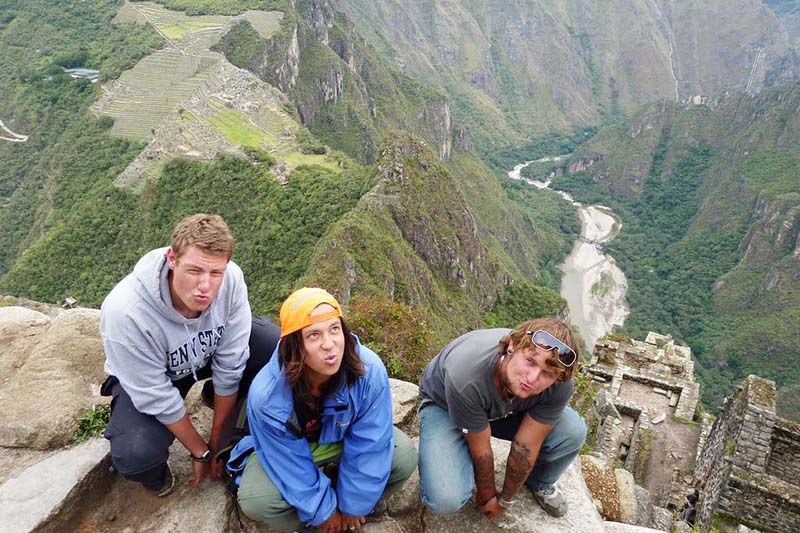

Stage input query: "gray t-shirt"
[{"left": 419, "top": 328, "right": 573, "bottom": 433}]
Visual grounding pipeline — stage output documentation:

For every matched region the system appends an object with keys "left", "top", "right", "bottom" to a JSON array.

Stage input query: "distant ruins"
[
  {"left": 583, "top": 331, "right": 800, "bottom": 532},
  {"left": 584, "top": 333, "right": 702, "bottom": 512}
]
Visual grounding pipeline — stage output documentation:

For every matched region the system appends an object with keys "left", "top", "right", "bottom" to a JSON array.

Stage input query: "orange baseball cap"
[{"left": 279, "top": 287, "right": 343, "bottom": 338}]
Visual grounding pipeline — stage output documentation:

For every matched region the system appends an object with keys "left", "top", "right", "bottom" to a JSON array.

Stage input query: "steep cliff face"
[
  {"left": 336, "top": 0, "right": 797, "bottom": 152},
  {"left": 300, "top": 133, "right": 557, "bottom": 343},
  {"left": 218, "top": 0, "right": 457, "bottom": 163}
]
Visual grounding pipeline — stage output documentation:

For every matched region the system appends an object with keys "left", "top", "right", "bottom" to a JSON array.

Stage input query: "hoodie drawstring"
[{"left": 184, "top": 323, "right": 199, "bottom": 382}]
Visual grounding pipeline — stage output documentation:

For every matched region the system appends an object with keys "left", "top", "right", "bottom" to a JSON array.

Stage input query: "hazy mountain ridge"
[{"left": 335, "top": 0, "right": 798, "bottom": 153}]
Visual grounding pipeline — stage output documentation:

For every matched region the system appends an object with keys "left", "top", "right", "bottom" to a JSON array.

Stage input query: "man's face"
[
  {"left": 503, "top": 344, "right": 559, "bottom": 399},
  {"left": 167, "top": 245, "right": 228, "bottom": 319}
]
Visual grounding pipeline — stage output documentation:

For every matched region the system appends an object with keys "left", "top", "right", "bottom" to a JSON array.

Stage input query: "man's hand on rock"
[
  {"left": 479, "top": 496, "right": 506, "bottom": 520},
  {"left": 189, "top": 458, "right": 209, "bottom": 487},
  {"left": 209, "top": 455, "right": 224, "bottom": 481}
]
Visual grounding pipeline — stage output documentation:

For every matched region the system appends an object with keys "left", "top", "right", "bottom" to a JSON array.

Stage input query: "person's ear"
[{"left": 166, "top": 248, "right": 177, "bottom": 269}]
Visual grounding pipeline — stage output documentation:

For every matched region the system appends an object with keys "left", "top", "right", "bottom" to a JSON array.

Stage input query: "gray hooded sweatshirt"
[{"left": 100, "top": 247, "right": 252, "bottom": 425}]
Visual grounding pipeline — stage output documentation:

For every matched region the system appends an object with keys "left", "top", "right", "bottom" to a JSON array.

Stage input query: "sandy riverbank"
[{"left": 560, "top": 206, "right": 628, "bottom": 351}]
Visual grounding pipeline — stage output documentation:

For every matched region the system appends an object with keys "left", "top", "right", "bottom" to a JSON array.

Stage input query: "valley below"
[{"left": 508, "top": 159, "right": 628, "bottom": 351}]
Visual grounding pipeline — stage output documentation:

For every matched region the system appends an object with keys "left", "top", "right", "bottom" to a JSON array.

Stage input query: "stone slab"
[{"left": 0, "top": 438, "right": 109, "bottom": 532}]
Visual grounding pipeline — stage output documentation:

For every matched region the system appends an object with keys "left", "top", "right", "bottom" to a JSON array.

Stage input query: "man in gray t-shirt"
[{"left": 418, "top": 319, "right": 586, "bottom": 520}]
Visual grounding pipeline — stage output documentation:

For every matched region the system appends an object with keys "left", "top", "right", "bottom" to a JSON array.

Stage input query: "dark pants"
[{"left": 102, "top": 317, "right": 280, "bottom": 491}]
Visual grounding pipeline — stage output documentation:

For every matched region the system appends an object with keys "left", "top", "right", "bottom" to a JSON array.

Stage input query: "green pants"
[{"left": 238, "top": 426, "right": 418, "bottom": 531}]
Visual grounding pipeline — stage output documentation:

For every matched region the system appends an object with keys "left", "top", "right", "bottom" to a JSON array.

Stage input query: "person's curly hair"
[{"left": 498, "top": 317, "right": 580, "bottom": 381}]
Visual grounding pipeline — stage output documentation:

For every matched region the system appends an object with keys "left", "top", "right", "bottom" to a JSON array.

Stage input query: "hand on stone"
[
  {"left": 209, "top": 455, "right": 224, "bottom": 481},
  {"left": 189, "top": 459, "right": 208, "bottom": 487},
  {"left": 479, "top": 496, "right": 506, "bottom": 520}
]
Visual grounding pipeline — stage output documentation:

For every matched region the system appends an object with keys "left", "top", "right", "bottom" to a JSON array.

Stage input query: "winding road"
[{"left": 0, "top": 119, "right": 28, "bottom": 142}]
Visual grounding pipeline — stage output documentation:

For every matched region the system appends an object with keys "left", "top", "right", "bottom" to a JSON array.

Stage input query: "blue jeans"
[{"left": 418, "top": 403, "right": 587, "bottom": 515}]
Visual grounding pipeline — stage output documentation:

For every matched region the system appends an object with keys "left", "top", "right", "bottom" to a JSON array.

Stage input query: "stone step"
[{"left": 0, "top": 438, "right": 110, "bottom": 532}]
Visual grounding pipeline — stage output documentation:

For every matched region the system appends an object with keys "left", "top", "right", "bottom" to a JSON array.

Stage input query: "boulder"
[
  {"left": 390, "top": 378, "right": 419, "bottom": 436},
  {"left": 0, "top": 308, "right": 107, "bottom": 449},
  {"left": 615, "top": 468, "right": 637, "bottom": 523},
  {"left": 0, "top": 438, "right": 110, "bottom": 533},
  {"left": 0, "top": 307, "right": 51, "bottom": 390}
]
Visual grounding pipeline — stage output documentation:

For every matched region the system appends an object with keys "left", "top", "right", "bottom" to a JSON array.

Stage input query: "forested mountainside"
[
  {"left": 336, "top": 0, "right": 798, "bottom": 153},
  {"left": 536, "top": 85, "right": 800, "bottom": 418},
  {"left": 0, "top": 0, "right": 573, "bottom": 374},
  {"left": 1, "top": 0, "right": 799, "bottom": 412}
]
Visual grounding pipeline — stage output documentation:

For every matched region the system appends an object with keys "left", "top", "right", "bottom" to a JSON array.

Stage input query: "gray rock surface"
[
  {"left": 615, "top": 468, "right": 637, "bottom": 524},
  {"left": 0, "top": 308, "right": 107, "bottom": 449},
  {"left": 423, "top": 439, "right": 605, "bottom": 532},
  {"left": 604, "top": 522, "right": 667, "bottom": 532},
  {"left": 390, "top": 379, "right": 420, "bottom": 436},
  {"left": 0, "top": 438, "right": 110, "bottom": 532}
]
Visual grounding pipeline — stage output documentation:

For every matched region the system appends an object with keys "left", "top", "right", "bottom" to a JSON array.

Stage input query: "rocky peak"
[{"left": 300, "top": 0, "right": 335, "bottom": 45}]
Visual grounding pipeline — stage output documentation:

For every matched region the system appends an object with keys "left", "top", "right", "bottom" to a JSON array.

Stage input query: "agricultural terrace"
[
  {"left": 97, "top": 1, "right": 338, "bottom": 187},
  {"left": 92, "top": 50, "right": 218, "bottom": 140}
]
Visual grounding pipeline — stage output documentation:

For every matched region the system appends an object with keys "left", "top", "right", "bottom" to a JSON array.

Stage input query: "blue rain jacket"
[{"left": 229, "top": 335, "right": 394, "bottom": 526}]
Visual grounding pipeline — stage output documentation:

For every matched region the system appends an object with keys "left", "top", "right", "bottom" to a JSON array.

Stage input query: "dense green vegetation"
[
  {"left": 551, "top": 95, "right": 800, "bottom": 418},
  {"left": 501, "top": 178, "right": 580, "bottom": 288},
  {"left": 3, "top": 154, "right": 373, "bottom": 314},
  {"left": 349, "top": 297, "right": 434, "bottom": 382},
  {"left": 483, "top": 128, "right": 597, "bottom": 176},
  {"left": 483, "top": 282, "right": 566, "bottom": 328},
  {"left": 0, "top": 0, "right": 162, "bottom": 274}
]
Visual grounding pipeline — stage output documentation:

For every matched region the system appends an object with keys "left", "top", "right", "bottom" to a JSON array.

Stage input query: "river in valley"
[{"left": 508, "top": 158, "right": 629, "bottom": 351}]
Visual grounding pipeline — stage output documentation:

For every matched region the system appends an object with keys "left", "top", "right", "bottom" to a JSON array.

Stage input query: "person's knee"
[
  {"left": 421, "top": 483, "right": 472, "bottom": 516},
  {"left": 238, "top": 491, "right": 291, "bottom": 525},
  {"left": 562, "top": 409, "right": 588, "bottom": 453},
  {"left": 390, "top": 429, "right": 418, "bottom": 483},
  {"left": 109, "top": 424, "right": 170, "bottom": 475}
]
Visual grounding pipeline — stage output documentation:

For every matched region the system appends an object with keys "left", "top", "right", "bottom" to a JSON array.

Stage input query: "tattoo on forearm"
[
  {"left": 502, "top": 440, "right": 534, "bottom": 499},
  {"left": 472, "top": 452, "right": 496, "bottom": 502}
]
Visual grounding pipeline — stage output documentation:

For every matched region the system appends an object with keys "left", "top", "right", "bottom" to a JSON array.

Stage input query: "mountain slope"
[
  {"left": 335, "top": 0, "right": 797, "bottom": 153},
  {"left": 550, "top": 85, "right": 800, "bottom": 418}
]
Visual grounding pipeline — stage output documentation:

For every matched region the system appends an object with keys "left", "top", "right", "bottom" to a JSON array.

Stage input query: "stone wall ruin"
[{"left": 694, "top": 376, "right": 800, "bottom": 533}]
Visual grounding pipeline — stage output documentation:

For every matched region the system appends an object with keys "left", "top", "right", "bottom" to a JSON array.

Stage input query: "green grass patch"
[
  {"left": 284, "top": 152, "right": 341, "bottom": 173},
  {"left": 74, "top": 404, "right": 111, "bottom": 442},
  {"left": 205, "top": 107, "right": 273, "bottom": 147}
]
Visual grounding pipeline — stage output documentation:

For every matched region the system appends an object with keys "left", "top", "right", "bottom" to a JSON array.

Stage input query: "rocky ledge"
[{"left": 0, "top": 304, "right": 664, "bottom": 532}]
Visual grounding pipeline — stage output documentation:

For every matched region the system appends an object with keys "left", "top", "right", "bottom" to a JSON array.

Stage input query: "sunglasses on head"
[{"left": 526, "top": 329, "right": 577, "bottom": 367}]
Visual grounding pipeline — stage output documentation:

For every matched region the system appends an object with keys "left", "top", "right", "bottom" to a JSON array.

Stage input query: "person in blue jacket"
[{"left": 228, "top": 287, "right": 417, "bottom": 532}]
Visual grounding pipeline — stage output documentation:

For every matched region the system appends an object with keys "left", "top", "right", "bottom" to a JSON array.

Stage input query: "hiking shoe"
[
  {"left": 531, "top": 485, "right": 567, "bottom": 517},
  {"left": 150, "top": 463, "right": 175, "bottom": 497},
  {"left": 201, "top": 380, "right": 214, "bottom": 410}
]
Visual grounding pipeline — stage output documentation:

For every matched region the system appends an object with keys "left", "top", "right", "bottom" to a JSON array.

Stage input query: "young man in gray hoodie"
[{"left": 100, "top": 214, "right": 279, "bottom": 496}]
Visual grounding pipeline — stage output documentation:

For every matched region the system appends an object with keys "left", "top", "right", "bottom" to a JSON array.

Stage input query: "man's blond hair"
[
  {"left": 498, "top": 317, "right": 580, "bottom": 381},
  {"left": 171, "top": 214, "right": 233, "bottom": 260}
]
